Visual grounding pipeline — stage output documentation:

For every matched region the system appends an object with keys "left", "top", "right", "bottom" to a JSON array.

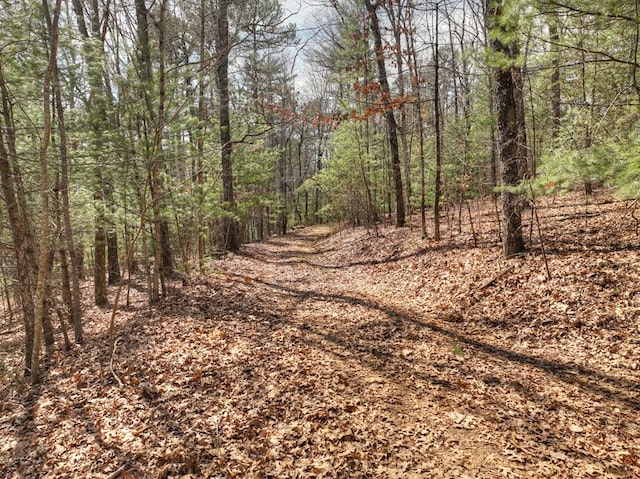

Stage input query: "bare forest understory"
[{"left": 1, "top": 190, "right": 640, "bottom": 478}]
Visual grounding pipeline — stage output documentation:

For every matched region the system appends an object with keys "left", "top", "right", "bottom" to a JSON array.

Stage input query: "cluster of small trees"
[{"left": 1, "top": 0, "right": 639, "bottom": 381}]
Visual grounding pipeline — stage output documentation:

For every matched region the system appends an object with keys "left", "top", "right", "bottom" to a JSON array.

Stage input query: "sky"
[{"left": 281, "top": 0, "right": 326, "bottom": 94}]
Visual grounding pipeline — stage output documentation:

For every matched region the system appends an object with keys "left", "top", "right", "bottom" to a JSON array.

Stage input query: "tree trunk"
[
  {"left": 107, "top": 230, "right": 120, "bottom": 284},
  {"left": 72, "top": 0, "right": 111, "bottom": 307},
  {"left": 403, "top": 8, "right": 427, "bottom": 237},
  {"left": 387, "top": 1, "right": 412, "bottom": 219},
  {"left": 197, "top": 0, "right": 206, "bottom": 272},
  {"left": 160, "top": 219, "right": 173, "bottom": 276},
  {"left": 433, "top": 4, "right": 442, "bottom": 241},
  {"left": 364, "top": 0, "right": 405, "bottom": 228},
  {"left": 488, "top": 0, "right": 526, "bottom": 257},
  {"left": 94, "top": 178, "right": 108, "bottom": 306},
  {"left": 549, "top": 20, "right": 561, "bottom": 139},
  {"left": 105, "top": 179, "right": 121, "bottom": 285},
  {"left": 0, "top": 61, "right": 37, "bottom": 375},
  {"left": 52, "top": 44, "right": 83, "bottom": 342},
  {"left": 217, "top": 0, "right": 240, "bottom": 249},
  {"left": 150, "top": 0, "right": 169, "bottom": 300},
  {"left": 32, "top": 0, "right": 62, "bottom": 383}
]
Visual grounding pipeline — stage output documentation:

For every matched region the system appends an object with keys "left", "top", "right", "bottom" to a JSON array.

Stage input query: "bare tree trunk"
[
  {"left": 197, "top": 0, "right": 206, "bottom": 272},
  {"left": 387, "top": 1, "right": 412, "bottom": 219},
  {"left": 32, "top": 0, "right": 62, "bottom": 383},
  {"left": 0, "top": 59, "right": 37, "bottom": 375},
  {"left": 549, "top": 19, "right": 561, "bottom": 139},
  {"left": 0, "top": 246, "right": 15, "bottom": 324},
  {"left": 364, "top": 0, "right": 405, "bottom": 227},
  {"left": 217, "top": 0, "right": 240, "bottom": 249},
  {"left": 150, "top": 0, "right": 168, "bottom": 300},
  {"left": 488, "top": 0, "right": 525, "bottom": 257},
  {"left": 104, "top": 179, "right": 121, "bottom": 285},
  {"left": 433, "top": 4, "right": 443, "bottom": 241},
  {"left": 403, "top": 7, "right": 427, "bottom": 237},
  {"left": 94, "top": 180, "right": 108, "bottom": 306},
  {"left": 52, "top": 43, "right": 83, "bottom": 342}
]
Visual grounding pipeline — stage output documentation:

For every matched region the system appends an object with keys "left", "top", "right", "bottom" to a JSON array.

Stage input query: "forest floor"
[{"left": 1, "top": 190, "right": 640, "bottom": 478}]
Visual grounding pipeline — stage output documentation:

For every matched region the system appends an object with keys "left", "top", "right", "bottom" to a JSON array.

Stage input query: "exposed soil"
[{"left": 1, "top": 190, "right": 639, "bottom": 478}]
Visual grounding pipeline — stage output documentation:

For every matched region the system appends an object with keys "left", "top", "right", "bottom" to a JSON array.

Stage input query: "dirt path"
[
  {"left": 222, "top": 227, "right": 496, "bottom": 477},
  {"left": 1, "top": 196, "right": 639, "bottom": 478},
  {"left": 215, "top": 224, "right": 640, "bottom": 478}
]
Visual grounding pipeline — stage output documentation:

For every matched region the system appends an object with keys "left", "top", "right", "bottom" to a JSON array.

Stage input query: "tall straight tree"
[
  {"left": 385, "top": 0, "right": 412, "bottom": 217},
  {"left": 71, "top": 0, "right": 113, "bottom": 306},
  {"left": 217, "top": 0, "right": 240, "bottom": 250},
  {"left": 403, "top": 3, "right": 428, "bottom": 236},
  {"left": 549, "top": 15, "right": 561, "bottom": 139},
  {"left": 364, "top": 0, "right": 405, "bottom": 227},
  {"left": 0, "top": 59, "right": 38, "bottom": 374},
  {"left": 32, "top": 0, "right": 62, "bottom": 383},
  {"left": 134, "top": 0, "right": 174, "bottom": 301},
  {"left": 51, "top": 2, "right": 82, "bottom": 343},
  {"left": 433, "top": 2, "right": 442, "bottom": 241},
  {"left": 487, "top": 0, "right": 526, "bottom": 256}
]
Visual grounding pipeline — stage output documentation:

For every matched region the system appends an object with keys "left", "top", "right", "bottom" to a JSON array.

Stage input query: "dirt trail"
[
  {"left": 2, "top": 194, "right": 639, "bottom": 478},
  {"left": 217, "top": 222, "right": 640, "bottom": 478},
  {"left": 232, "top": 227, "right": 504, "bottom": 477}
]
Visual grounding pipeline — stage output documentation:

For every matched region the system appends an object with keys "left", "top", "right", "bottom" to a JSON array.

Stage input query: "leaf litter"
[{"left": 1, "top": 190, "right": 639, "bottom": 478}]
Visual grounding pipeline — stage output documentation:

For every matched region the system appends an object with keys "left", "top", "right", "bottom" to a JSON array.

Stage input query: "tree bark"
[
  {"left": 433, "top": 4, "right": 442, "bottom": 241},
  {"left": 0, "top": 61, "right": 37, "bottom": 375},
  {"left": 197, "top": 0, "right": 207, "bottom": 272},
  {"left": 549, "top": 19, "right": 561, "bottom": 139},
  {"left": 150, "top": 0, "right": 168, "bottom": 301},
  {"left": 364, "top": 0, "right": 405, "bottom": 228},
  {"left": 217, "top": 0, "right": 240, "bottom": 249},
  {"left": 94, "top": 179, "right": 108, "bottom": 306},
  {"left": 386, "top": 1, "right": 412, "bottom": 218},
  {"left": 32, "top": 0, "right": 61, "bottom": 383},
  {"left": 488, "top": 0, "right": 526, "bottom": 257},
  {"left": 52, "top": 44, "right": 83, "bottom": 341}
]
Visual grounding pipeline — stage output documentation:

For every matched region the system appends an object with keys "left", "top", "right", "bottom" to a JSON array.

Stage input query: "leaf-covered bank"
[{"left": 1, "top": 190, "right": 639, "bottom": 478}]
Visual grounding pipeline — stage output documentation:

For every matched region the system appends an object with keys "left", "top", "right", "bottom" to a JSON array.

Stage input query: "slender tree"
[
  {"left": 0, "top": 59, "right": 38, "bottom": 375},
  {"left": 32, "top": 0, "right": 62, "bottom": 383},
  {"left": 217, "top": 0, "right": 241, "bottom": 250},
  {"left": 549, "top": 16, "right": 561, "bottom": 139},
  {"left": 433, "top": 2, "right": 443, "bottom": 240},
  {"left": 51, "top": 24, "right": 83, "bottom": 343},
  {"left": 364, "top": 0, "right": 405, "bottom": 227}
]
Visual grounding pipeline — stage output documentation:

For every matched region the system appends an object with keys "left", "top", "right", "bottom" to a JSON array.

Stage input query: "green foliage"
[
  {"left": 605, "top": 138, "right": 640, "bottom": 199},
  {"left": 306, "top": 122, "right": 383, "bottom": 224},
  {"left": 515, "top": 134, "right": 640, "bottom": 199},
  {"left": 235, "top": 141, "right": 280, "bottom": 214},
  {"left": 541, "top": 147, "right": 614, "bottom": 189}
]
